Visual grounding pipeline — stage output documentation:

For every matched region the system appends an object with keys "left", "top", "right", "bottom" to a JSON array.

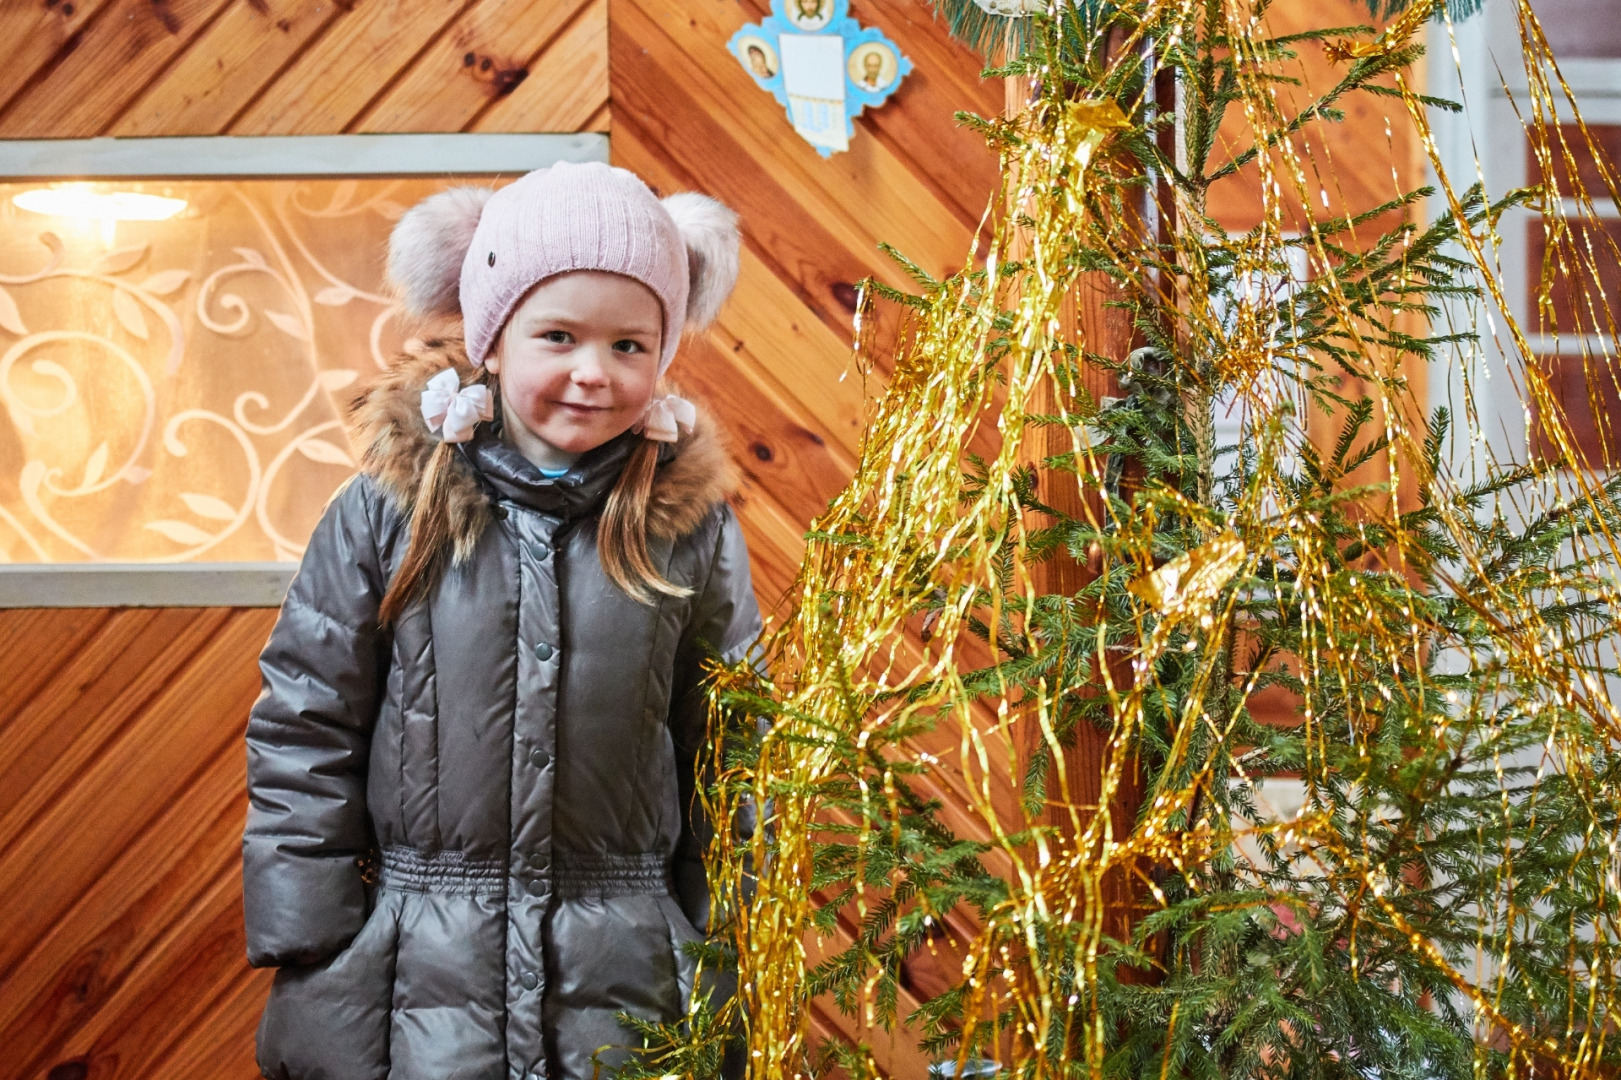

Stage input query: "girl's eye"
[
  {"left": 613, "top": 339, "right": 645, "bottom": 354},
  {"left": 539, "top": 330, "right": 572, "bottom": 345}
]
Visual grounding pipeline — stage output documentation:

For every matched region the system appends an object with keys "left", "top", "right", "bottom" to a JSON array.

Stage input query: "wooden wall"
[
  {"left": 0, "top": 0, "right": 997, "bottom": 1076},
  {"left": 610, "top": 0, "right": 1001, "bottom": 623},
  {"left": 0, "top": 608, "right": 279, "bottom": 1080}
]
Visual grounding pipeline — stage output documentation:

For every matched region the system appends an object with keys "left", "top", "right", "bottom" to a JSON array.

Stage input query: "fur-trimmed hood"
[{"left": 347, "top": 336, "right": 739, "bottom": 559}]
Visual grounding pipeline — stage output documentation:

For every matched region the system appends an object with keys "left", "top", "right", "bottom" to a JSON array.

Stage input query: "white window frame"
[{"left": 1426, "top": 0, "right": 1621, "bottom": 481}]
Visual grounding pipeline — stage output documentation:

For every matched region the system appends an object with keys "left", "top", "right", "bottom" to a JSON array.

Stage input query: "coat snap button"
[
  {"left": 529, "top": 540, "right": 551, "bottom": 561},
  {"left": 533, "top": 641, "right": 554, "bottom": 661},
  {"left": 527, "top": 876, "right": 547, "bottom": 896},
  {"left": 493, "top": 505, "right": 508, "bottom": 520},
  {"left": 529, "top": 747, "right": 549, "bottom": 768},
  {"left": 531, "top": 853, "right": 551, "bottom": 872},
  {"left": 520, "top": 970, "right": 538, "bottom": 990}
]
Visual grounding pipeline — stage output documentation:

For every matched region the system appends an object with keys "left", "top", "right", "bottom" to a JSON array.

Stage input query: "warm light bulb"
[{"left": 12, "top": 187, "right": 187, "bottom": 221}]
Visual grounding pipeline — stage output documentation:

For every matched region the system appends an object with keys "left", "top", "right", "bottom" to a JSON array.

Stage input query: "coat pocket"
[
  {"left": 256, "top": 887, "right": 402, "bottom": 1080},
  {"left": 657, "top": 893, "right": 703, "bottom": 1009},
  {"left": 656, "top": 892, "right": 739, "bottom": 1017}
]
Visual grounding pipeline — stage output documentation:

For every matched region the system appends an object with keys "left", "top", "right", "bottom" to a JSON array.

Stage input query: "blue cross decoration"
[{"left": 728, "top": 0, "right": 913, "bottom": 158}]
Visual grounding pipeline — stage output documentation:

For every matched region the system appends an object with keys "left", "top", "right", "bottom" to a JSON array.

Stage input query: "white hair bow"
[
  {"left": 637, "top": 394, "right": 697, "bottom": 443},
  {"left": 421, "top": 368, "right": 493, "bottom": 444}
]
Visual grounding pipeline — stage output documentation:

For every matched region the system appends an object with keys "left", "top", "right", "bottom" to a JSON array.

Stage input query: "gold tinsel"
[{"left": 699, "top": 2, "right": 1621, "bottom": 1077}]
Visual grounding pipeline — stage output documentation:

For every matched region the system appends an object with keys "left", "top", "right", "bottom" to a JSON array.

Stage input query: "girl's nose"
[{"left": 570, "top": 349, "right": 610, "bottom": 386}]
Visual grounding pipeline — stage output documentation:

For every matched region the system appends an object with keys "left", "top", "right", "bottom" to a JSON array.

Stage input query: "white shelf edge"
[
  {"left": 0, "top": 563, "right": 296, "bottom": 608},
  {"left": 0, "top": 132, "right": 609, "bottom": 179}
]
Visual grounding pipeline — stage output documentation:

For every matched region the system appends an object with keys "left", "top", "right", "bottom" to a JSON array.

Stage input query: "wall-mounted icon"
[{"left": 729, "top": 0, "right": 913, "bottom": 157}]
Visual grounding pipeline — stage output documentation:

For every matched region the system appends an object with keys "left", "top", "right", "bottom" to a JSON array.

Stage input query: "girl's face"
[{"left": 487, "top": 270, "right": 663, "bottom": 459}]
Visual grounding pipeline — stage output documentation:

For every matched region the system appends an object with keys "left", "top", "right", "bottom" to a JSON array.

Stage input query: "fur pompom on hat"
[{"left": 385, "top": 161, "right": 740, "bottom": 374}]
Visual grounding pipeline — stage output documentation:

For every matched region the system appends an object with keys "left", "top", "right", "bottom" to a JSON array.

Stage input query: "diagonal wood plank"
[
  {"left": 352, "top": 0, "right": 593, "bottom": 133},
  {"left": 0, "top": 743, "right": 244, "bottom": 1073},
  {"left": 0, "top": 607, "right": 233, "bottom": 845},
  {"left": 715, "top": 248, "right": 869, "bottom": 457},
  {"left": 0, "top": 0, "right": 119, "bottom": 121},
  {"left": 49, "top": 864, "right": 258, "bottom": 1079},
  {"left": 0, "top": 609, "right": 273, "bottom": 984},
  {"left": 610, "top": 4, "right": 929, "bottom": 343},
  {"left": 838, "top": 0, "right": 1003, "bottom": 229},
  {"left": 677, "top": 333, "right": 855, "bottom": 521},
  {"left": 227, "top": 0, "right": 477, "bottom": 134},
  {"left": 0, "top": 0, "right": 236, "bottom": 138},
  {"left": 611, "top": 96, "right": 867, "bottom": 349},
  {"left": 730, "top": 475, "right": 810, "bottom": 616},
  {"left": 109, "top": 0, "right": 347, "bottom": 136},
  {"left": 0, "top": 608, "right": 113, "bottom": 732},
  {"left": 468, "top": 0, "right": 609, "bottom": 134},
  {"left": 729, "top": 0, "right": 1002, "bottom": 228},
  {"left": 147, "top": 965, "right": 269, "bottom": 1080},
  {"left": 580, "top": 101, "right": 611, "bottom": 133}
]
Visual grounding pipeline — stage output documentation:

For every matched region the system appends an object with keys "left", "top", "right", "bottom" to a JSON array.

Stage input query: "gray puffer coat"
[{"left": 243, "top": 340, "right": 761, "bottom": 1080}]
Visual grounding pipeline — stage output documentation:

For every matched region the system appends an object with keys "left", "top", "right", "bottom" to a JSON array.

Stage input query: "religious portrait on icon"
[
  {"left": 848, "top": 42, "right": 898, "bottom": 92},
  {"left": 786, "top": 0, "right": 833, "bottom": 31},
  {"left": 735, "top": 34, "right": 779, "bottom": 80}
]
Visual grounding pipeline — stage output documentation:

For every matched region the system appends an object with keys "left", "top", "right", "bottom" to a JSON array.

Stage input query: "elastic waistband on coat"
[
  {"left": 379, "top": 847, "right": 506, "bottom": 895},
  {"left": 553, "top": 850, "right": 671, "bottom": 899},
  {"left": 378, "top": 846, "right": 671, "bottom": 899}
]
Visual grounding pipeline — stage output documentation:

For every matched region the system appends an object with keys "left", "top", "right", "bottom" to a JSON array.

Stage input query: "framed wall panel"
[{"left": 0, "top": 133, "right": 608, "bottom": 605}]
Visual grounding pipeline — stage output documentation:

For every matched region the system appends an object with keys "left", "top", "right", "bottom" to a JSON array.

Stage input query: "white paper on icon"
[{"left": 779, "top": 33, "right": 848, "bottom": 152}]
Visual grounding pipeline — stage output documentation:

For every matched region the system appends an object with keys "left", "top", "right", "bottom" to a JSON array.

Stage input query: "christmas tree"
[{"left": 623, "top": 1, "right": 1621, "bottom": 1077}]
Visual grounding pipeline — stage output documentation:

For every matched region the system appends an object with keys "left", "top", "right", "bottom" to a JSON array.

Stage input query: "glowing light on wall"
[
  {"left": 14, "top": 186, "right": 188, "bottom": 245},
  {"left": 14, "top": 187, "right": 188, "bottom": 220}
]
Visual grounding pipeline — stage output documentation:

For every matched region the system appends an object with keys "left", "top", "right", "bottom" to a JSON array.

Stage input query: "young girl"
[{"left": 242, "top": 161, "right": 760, "bottom": 1080}]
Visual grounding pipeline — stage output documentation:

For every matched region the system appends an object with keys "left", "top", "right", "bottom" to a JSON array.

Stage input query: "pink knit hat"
[{"left": 385, "top": 161, "right": 740, "bottom": 374}]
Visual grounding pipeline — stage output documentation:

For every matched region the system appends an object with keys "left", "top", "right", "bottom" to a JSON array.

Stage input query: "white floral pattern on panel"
[{"left": 0, "top": 178, "right": 454, "bottom": 564}]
